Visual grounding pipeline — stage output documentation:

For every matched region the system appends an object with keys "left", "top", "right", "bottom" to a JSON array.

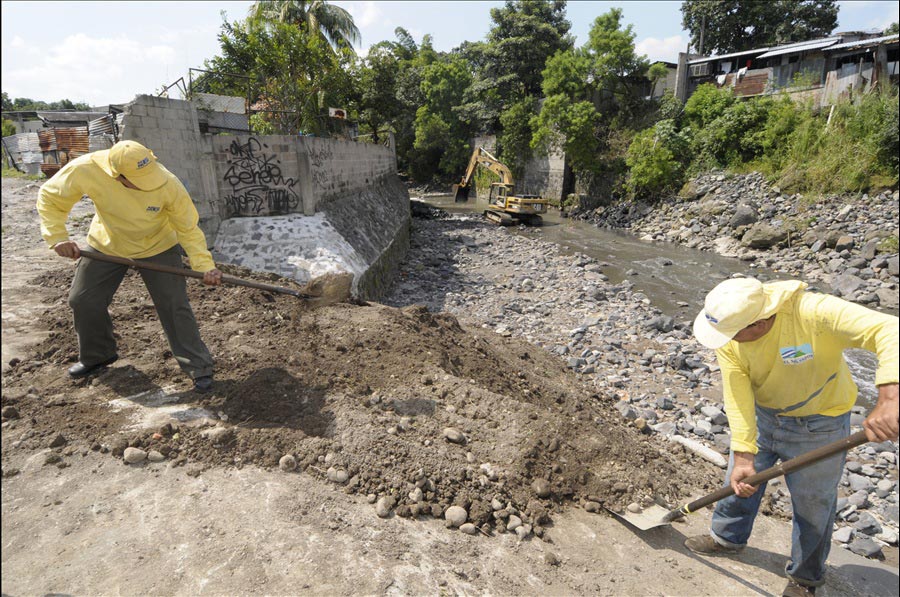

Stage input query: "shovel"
[
  {"left": 610, "top": 429, "right": 869, "bottom": 531},
  {"left": 80, "top": 251, "right": 352, "bottom": 304}
]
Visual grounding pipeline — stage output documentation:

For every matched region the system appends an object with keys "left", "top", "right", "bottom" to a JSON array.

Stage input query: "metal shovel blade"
[{"left": 606, "top": 504, "right": 673, "bottom": 531}]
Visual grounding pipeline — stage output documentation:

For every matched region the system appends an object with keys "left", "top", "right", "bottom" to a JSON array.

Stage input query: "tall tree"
[
  {"left": 202, "top": 18, "right": 352, "bottom": 135},
  {"left": 681, "top": 0, "right": 839, "bottom": 55},
  {"left": 459, "top": 0, "right": 573, "bottom": 134},
  {"left": 531, "top": 8, "right": 648, "bottom": 175},
  {"left": 248, "top": 0, "right": 361, "bottom": 52}
]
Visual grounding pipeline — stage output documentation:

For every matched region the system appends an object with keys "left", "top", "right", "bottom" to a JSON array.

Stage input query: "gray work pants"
[{"left": 68, "top": 245, "right": 214, "bottom": 379}]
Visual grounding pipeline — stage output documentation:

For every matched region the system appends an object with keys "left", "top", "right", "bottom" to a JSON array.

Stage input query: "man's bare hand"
[
  {"left": 863, "top": 383, "right": 899, "bottom": 442},
  {"left": 53, "top": 241, "right": 80, "bottom": 260},
  {"left": 730, "top": 451, "right": 758, "bottom": 498},
  {"left": 202, "top": 268, "right": 223, "bottom": 286}
]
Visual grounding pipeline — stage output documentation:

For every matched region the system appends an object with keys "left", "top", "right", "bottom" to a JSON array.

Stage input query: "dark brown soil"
[{"left": 3, "top": 254, "right": 720, "bottom": 534}]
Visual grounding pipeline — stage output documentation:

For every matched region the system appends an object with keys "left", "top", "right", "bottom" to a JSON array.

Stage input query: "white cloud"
[
  {"left": 353, "top": 1, "right": 383, "bottom": 28},
  {"left": 636, "top": 35, "right": 686, "bottom": 63},
  {"left": 10, "top": 35, "right": 25, "bottom": 48},
  {"left": 3, "top": 33, "right": 179, "bottom": 105}
]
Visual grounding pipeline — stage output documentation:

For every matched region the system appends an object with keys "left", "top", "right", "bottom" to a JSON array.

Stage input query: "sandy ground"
[{"left": 2, "top": 176, "right": 898, "bottom": 596}]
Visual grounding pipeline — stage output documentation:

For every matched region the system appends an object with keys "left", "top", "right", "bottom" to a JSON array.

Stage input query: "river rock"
[
  {"left": 445, "top": 506, "right": 468, "bottom": 527},
  {"left": 848, "top": 473, "right": 874, "bottom": 492},
  {"left": 834, "top": 235, "right": 855, "bottom": 252},
  {"left": 279, "top": 454, "right": 297, "bottom": 471},
  {"left": 147, "top": 450, "right": 165, "bottom": 463},
  {"left": 741, "top": 223, "right": 787, "bottom": 249},
  {"left": 848, "top": 537, "right": 882, "bottom": 558},
  {"left": 443, "top": 428, "right": 467, "bottom": 444},
  {"left": 833, "top": 526, "right": 854, "bottom": 543},
  {"left": 460, "top": 523, "right": 478, "bottom": 535},
  {"left": 729, "top": 205, "right": 758, "bottom": 228},
  {"left": 123, "top": 447, "right": 147, "bottom": 464},
  {"left": 831, "top": 274, "right": 865, "bottom": 298},
  {"left": 853, "top": 512, "right": 882, "bottom": 536},
  {"left": 375, "top": 496, "right": 396, "bottom": 518},
  {"left": 532, "top": 479, "right": 552, "bottom": 498}
]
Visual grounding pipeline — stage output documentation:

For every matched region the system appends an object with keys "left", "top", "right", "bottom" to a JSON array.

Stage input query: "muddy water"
[{"left": 421, "top": 195, "right": 880, "bottom": 407}]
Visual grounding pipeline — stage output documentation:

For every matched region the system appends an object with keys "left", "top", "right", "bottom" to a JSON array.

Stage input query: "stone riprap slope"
[{"left": 580, "top": 172, "right": 899, "bottom": 310}]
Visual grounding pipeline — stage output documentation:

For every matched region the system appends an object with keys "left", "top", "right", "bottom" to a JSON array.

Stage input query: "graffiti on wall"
[
  {"left": 223, "top": 137, "right": 300, "bottom": 216},
  {"left": 307, "top": 144, "right": 334, "bottom": 190}
]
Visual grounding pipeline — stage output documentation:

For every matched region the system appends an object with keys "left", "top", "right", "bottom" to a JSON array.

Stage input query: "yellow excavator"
[{"left": 452, "top": 147, "right": 548, "bottom": 226}]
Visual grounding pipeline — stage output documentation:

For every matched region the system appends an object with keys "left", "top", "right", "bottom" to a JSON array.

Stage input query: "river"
[{"left": 419, "top": 194, "right": 881, "bottom": 407}]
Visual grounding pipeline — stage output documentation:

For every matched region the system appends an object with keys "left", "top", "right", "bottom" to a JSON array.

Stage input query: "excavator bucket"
[{"left": 452, "top": 184, "right": 470, "bottom": 203}]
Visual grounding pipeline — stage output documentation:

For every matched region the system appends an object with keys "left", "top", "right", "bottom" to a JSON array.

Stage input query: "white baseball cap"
[{"left": 693, "top": 278, "right": 807, "bottom": 348}]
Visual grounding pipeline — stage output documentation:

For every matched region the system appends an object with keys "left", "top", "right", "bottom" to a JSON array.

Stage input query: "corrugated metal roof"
[
  {"left": 689, "top": 48, "right": 768, "bottom": 65},
  {"left": 36, "top": 111, "right": 108, "bottom": 123},
  {"left": 826, "top": 33, "right": 900, "bottom": 52},
  {"left": 756, "top": 37, "right": 841, "bottom": 59},
  {"left": 89, "top": 115, "right": 115, "bottom": 135}
]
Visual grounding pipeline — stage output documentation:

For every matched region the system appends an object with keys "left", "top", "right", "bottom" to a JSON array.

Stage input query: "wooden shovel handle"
[
  {"left": 665, "top": 429, "right": 869, "bottom": 522},
  {"left": 80, "top": 251, "right": 310, "bottom": 298}
]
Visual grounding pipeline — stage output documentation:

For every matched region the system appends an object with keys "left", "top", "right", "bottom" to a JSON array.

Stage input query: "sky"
[{"left": 2, "top": 1, "right": 898, "bottom": 107}]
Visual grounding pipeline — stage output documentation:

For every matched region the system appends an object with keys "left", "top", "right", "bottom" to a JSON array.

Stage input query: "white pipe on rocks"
[{"left": 670, "top": 434, "right": 728, "bottom": 468}]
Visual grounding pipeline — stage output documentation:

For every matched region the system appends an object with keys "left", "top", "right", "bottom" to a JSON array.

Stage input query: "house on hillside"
[{"left": 674, "top": 31, "right": 899, "bottom": 106}]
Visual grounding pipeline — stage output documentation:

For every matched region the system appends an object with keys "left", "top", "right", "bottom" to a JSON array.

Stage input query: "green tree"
[
  {"left": 2, "top": 119, "right": 16, "bottom": 138},
  {"left": 531, "top": 8, "right": 648, "bottom": 176},
  {"left": 498, "top": 96, "right": 539, "bottom": 180},
  {"left": 460, "top": 0, "right": 573, "bottom": 133},
  {"left": 885, "top": 22, "right": 899, "bottom": 35},
  {"left": 354, "top": 43, "right": 401, "bottom": 143},
  {"left": 411, "top": 56, "right": 473, "bottom": 181},
  {"left": 203, "top": 18, "right": 352, "bottom": 135},
  {"left": 248, "top": 0, "right": 360, "bottom": 52},
  {"left": 681, "top": 0, "right": 838, "bottom": 55}
]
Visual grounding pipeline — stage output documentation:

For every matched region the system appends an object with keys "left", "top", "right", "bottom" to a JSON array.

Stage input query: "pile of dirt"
[{"left": 2, "top": 265, "right": 720, "bottom": 535}]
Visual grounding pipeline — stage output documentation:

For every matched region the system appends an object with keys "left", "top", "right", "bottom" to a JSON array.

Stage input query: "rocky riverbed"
[
  {"left": 392, "top": 201, "right": 899, "bottom": 560},
  {"left": 577, "top": 171, "right": 900, "bottom": 310}
]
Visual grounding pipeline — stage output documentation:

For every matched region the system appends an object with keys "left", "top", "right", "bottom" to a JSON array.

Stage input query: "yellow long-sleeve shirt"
[
  {"left": 36, "top": 152, "right": 215, "bottom": 272},
  {"left": 716, "top": 290, "right": 899, "bottom": 454}
]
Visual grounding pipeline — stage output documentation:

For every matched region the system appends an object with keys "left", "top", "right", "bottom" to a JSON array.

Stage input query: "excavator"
[{"left": 452, "top": 147, "right": 548, "bottom": 226}]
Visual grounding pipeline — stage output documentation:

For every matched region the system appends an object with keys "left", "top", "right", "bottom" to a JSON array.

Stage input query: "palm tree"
[{"left": 248, "top": 0, "right": 361, "bottom": 53}]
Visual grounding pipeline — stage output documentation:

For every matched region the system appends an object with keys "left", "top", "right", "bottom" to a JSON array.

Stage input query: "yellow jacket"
[
  {"left": 36, "top": 152, "right": 215, "bottom": 272},
  {"left": 716, "top": 290, "right": 899, "bottom": 454}
]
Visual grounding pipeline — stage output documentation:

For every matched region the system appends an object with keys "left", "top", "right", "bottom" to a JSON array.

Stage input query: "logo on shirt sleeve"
[{"left": 780, "top": 343, "right": 814, "bottom": 364}]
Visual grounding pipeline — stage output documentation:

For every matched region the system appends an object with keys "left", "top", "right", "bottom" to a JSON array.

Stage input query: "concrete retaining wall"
[
  {"left": 468, "top": 135, "right": 567, "bottom": 203},
  {"left": 119, "top": 95, "right": 409, "bottom": 300}
]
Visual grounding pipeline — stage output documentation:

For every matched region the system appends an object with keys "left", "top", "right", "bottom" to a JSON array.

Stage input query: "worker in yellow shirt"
[
  {"left": 684, "top": 278, "right": 898, "bottom": 597},
  {"left": 37, "top": 140, "right": 222, "bottom": 393}
]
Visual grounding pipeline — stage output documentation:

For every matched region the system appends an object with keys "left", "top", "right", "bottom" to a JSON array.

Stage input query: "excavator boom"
[{"left": 452, "top": 146, "right": 548, "bottom": 226}]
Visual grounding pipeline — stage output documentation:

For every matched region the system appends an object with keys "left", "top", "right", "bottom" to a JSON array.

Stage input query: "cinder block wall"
[
  {"left": 120, "top": 95, "right": 219, "bottom": 238},
  {"left": 120, "top": 95, "right": 409, "bottom": 300}
]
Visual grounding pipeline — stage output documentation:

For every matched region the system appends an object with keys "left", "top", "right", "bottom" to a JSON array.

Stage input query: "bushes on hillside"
[{"left": 625, "top": 83, "right": 900, "bottom": 199}]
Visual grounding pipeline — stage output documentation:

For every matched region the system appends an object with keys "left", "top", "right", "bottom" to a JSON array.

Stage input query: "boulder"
[
  {"left": 729, "top": 204, "right": 758, "bottom": 228},
  {"left": 741, "top": 223, "right": 787, "bottom": 249},
  {"left": 831, "top": 274, "right": 865, "bottom": 298}
]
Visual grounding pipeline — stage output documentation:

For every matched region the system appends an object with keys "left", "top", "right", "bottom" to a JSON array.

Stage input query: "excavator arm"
[{"left": 454, "top": 147, "right": 514, "bottom": 202}]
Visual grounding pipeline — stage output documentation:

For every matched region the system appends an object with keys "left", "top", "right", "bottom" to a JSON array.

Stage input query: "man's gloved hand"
[{"left": 53, "top": 241, "right": 81, "bottom": 260}]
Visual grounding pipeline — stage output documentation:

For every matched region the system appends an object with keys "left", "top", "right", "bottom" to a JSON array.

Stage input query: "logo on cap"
[
  {"left": 136, "top": 157, "right": 150, "bottom": 169},
  {"left": 704, "top": 313, "right": 720, "bottom": 325}
]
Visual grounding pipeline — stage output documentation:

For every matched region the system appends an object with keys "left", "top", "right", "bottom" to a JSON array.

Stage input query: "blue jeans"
[{"left": 710, "top": 407, "right": 850, "bottom": 587}]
